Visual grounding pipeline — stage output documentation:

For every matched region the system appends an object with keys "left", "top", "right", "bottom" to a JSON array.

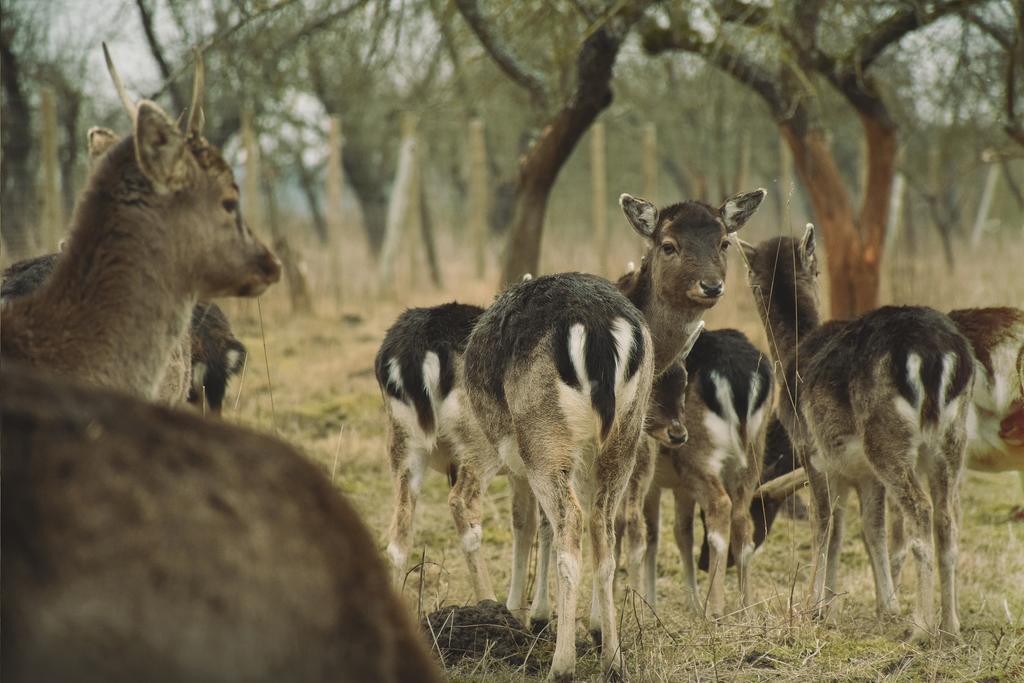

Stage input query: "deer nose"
[
  {"left": 668, "top": 422, "right": 688, "bottom": 446},
  {"left": 259, "top": 251, "right": 283, "bottom": 282},
  {"left": 699, "top": 280, "right": 724, "bottom": 298}
]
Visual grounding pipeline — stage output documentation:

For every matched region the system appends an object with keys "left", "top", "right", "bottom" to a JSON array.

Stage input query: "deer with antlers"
[{"left": 1, "top": 45, "right": 279, "bottom": 399}]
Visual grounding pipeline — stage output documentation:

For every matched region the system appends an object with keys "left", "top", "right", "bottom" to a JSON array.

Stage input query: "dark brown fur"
[{"left": 1, "top": 363, "right": 443, "bottom": 683}]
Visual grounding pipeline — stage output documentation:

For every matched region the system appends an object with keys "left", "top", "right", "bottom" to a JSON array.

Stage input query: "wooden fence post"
[
  {"left": 378, "top": 113, "right": 419, "bottom": 290},
  {"left": 40, "top": 87, "right": 62, "bottom": 252},
  {"left": 591, "top": 122, "right": 608, "bottom": 275},
  {"left": 326, "top": 115, "right": 345, "bottom": 305},
  {"left": 468, "top": 118, "right": 488, "bottom": 278}
]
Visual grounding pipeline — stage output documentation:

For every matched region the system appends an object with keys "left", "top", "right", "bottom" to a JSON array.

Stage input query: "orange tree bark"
[
  {"left": 642, "top": 1, "right": 978, "bottom": 318},
  {"left": 454, "top": 0, "right": 651, "bottom": 287}
]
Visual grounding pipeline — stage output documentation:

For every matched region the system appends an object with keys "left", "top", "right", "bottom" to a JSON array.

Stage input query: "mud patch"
[{"left": 421, "top": 600, "right": 589, "bottom": 674}]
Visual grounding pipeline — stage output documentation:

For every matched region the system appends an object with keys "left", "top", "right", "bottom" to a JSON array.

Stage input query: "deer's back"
[{"left": 1, "top": 364, "right": 442, "bottom": 683}]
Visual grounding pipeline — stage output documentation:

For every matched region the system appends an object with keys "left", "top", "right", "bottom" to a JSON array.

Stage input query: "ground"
[{"left": 216, "top": 229, "right": 1024, "bottom": 682}]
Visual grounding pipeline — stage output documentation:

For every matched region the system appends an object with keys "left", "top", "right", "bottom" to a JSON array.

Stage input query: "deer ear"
[
  {"left": 619, "top": 193, "right": 658, "bottom": 238},
  {"left": 799, "top": 223, "right": 816, "bottom": 267},
  {"left": 734, "top": 236, "right": 757, "bottom": 264},
  {"left": 720, "top": 188, "right": 766, "bottom": 233},
  {"left": 679, "top": 320, "right": 705, "bottom": 360},
  {"left": 87, "top": 127, "right": 119, "bottom": 160},
  {"left": 134, "top": 100, "right": 192, "bottom": 194}
]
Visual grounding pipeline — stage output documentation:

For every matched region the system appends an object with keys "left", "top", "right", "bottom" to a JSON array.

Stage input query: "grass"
[{"left": 219, "top": 227, "right": 1024, "bottom": 682}]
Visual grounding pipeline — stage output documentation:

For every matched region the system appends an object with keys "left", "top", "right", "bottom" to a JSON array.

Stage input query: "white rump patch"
[
  {"left": 611, "top": 317, "right": 642, "bottom": 414},
  {"left": 938, "top": 352, "right": 957, "bottom": 407},
  {"left": 703, "top": 370, "right": 744, "bottom": 474},
  {"left": 387, "top": 357, "right": 404, "bottom": 394},
  {"left": 191, "top": 361, "right": 207, "bottom": 395},
  {"left": 225, "top": 349, "right": 243, "bottom": 373},
  {"left": 568, "top": 324, "right": 588, "bottom": 389},
  {"left": 904, "top": 352, "right": 923, "bottom": 409},
  {"left": 422, "top": 351, "right": 441, "bottom": 406}
]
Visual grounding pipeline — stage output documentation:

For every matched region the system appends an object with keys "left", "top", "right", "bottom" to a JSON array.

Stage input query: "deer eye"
[
  {"left": 222, "top": 199, "right": 238, "bottom": 213},
  {"left": 720, "top": 240, "right": 730, "bottom": 252},
  {"left": 661, "top": 243, "right": 677, "bottom": 256}
]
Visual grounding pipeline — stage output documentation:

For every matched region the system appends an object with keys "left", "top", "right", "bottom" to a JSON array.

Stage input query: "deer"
[
  {"left": 637, "top": 327, "right": 773, "bottom": 617},
  {"left": 737, "top": 225, "right": 974, "bottom": 642},
  {"left": 743, "top": 306, "right": 1024, "bottom": 566},
  {"left": 0, "top": 45, "right": 280, "bottom": 400},
  {"left": 189, "top": 301, "right": 248, "bottom": 416},
  {"left": 2, "top": 254, "right": 245, "bottom": 414},
  {"left": 374, "top": 301, "right": 485, "bottom": 586},
  {"left": 375, "top": 300, "right": 699, "bottom": 598},
  {"left": 0, "top": 362, "right": 444, "bottom": 683},
  {"left": 448, "top": 188, "right": 766, "bottom": 680}
]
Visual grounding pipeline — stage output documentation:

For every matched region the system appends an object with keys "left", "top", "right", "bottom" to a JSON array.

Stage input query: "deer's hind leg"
[
  {"left": 587, "top": 417, "right": 645, "bottom": 677},
  {"left": 930, "top": 414, "right": 967, "bottom": 639},
  {"left": 857, "top": 477, "right": 898, "bottom": 619},
  {"left": 863, "top": 410, "right": 935, "bottom": 642},
  {"left": 384, "top": 420, "right": 426, "bottom": 589},
  {"left": 507, "top": 474, "right": 538, "bottom": 619}
]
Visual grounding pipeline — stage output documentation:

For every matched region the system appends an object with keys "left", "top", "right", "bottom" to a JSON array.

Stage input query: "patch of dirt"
[{"left": 422, "top": 600, "right": 590, "bottom": 674}]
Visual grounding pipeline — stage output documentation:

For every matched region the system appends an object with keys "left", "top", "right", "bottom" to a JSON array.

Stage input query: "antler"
[
  {"left": 102, "top": 43, "right": 137, "bottom": 121},
  {"left": 186, "top": 48, "right": 205, "bottom": 136}
]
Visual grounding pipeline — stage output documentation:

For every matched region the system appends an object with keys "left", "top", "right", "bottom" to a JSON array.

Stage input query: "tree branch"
[
  {"left": 453, "top": 0, "right": 548, "bottom": 108},
  {"left": 135, "top": 0, "right": 187, "bottom": 115},
  {"left": 641, "top": 19, "right": 787, "bottom": 119}
]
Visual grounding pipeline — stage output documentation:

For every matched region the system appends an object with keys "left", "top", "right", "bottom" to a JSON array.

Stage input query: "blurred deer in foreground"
[
  {"left": 0, "top": 363, "right": 443, "bottom": 683},
  {"left": 0, "top": 45, "right": 279, "bottom": 399}
]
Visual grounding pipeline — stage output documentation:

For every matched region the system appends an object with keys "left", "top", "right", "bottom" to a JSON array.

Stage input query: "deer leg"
[
  {"left": 526, "top": 461, "right": 583, "bottom": 682},
  {"left": 888, "top": 495, "right": 907, "bottom": 585},
  {"left": 586, "top": 422, "right": 643, "bottom": 678},
  {"left": 447, "top": 457, "right": 498, "bottom": 602},
  {"left": 621, "top": 437, "right": 655, "bottom": 598},
  {"left": 507, "top": 474, "right": 538, "bottom": 619},
  {"left": 857, "top": 477, "right": 898, "bottom": 619},
  {"left": 931, "top": 423, "right": 966, "bottom": 640},
  {"left": 529, "top": 510, "right": 554, "bottom": 630},
  {"left": 729, "top": 491, "right": 756, "bottom": 611},
  {"left": 672, "top": 489, "right": 699, "bottom": 612},
  {"left": 864, "top": 420, "right": 935, "bottom": 642},
  {"left": 700, "top": 480, "right": 732, "bottom": 619},
  {"left": 642, "top": 484, "right": 663, "bottom": 608},
  {"left": 384, "top": 423, "right": 424, "bottom": 589},
  {"left": 804, "top": 460, "right": 844, "bottom": 618}
]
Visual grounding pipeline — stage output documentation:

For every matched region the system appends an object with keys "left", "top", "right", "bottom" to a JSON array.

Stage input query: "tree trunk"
[
  {"left": 1, "top": 32, "right": 37, "bottom": 258},
  {"left": 499, "top": 28, "right": 621, "bottom": 286},
  {"left": 263, "top": 174, "right": 314, "bottom": 316},
  {"left": 342, "top": 142, "right": 389, "bottom": 256},
  {"left": 780, "top": 120, "right": 894, "bottom": 319}
]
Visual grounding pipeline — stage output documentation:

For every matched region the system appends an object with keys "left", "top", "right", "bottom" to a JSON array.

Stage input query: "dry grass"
[{"left": 221, "top": 228, "right": 1024, "bottom": 682}]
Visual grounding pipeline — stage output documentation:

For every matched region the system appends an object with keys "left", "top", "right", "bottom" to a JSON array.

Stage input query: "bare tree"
[
  {"left": 643, "top": 0, "right": 988, "bottom": 317},
  {"left": 455, "top": 0, "right": 652, "bottom": 286}
]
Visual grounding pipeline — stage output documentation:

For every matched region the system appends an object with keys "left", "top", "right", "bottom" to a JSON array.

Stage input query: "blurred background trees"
[{"left": 2, "top": 0, "right": 1021, "bottom": 316}]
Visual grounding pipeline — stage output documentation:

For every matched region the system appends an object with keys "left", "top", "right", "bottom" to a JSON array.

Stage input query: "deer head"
[
  {"left": 99, "top": 44, "right": 280, "bottom": 298},
  {"left": 646, "top": 321, "right": 704, "bottom": 446},
  {"left": 619, "top": 189, "right": 765, "bottom": 309}
]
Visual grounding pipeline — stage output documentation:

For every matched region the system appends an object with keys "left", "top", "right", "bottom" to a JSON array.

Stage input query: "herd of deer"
[{"left": 1, "top": 47, "right": 1022, "bottom": 683}]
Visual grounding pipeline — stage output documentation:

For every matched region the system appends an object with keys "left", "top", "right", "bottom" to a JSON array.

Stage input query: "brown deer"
[
  {"left": 739, "top": 226, "right": 973, "bottom": 642},
  {"left": 0, "top": 45, "right": 279, "bottom": 399},
  {"left": 639, "top": 328, "right": 773, "bottom": 617},
  {"left": 0, "top": 362, "right": 443, "bottom": 683},
  {"left": 449, "top": 189, "right": 765, "bottom": 680}
]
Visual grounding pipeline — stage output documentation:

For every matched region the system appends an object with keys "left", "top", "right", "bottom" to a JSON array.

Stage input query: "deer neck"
[
  {"left": 620, "top": 262, "right": 705, "bottom": 373},
  {"left": 756, "top": 276, "right": 821, "bottom": 373},
  {"left": 26, "top": 191, "right": 196, "bottom": 400}
]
